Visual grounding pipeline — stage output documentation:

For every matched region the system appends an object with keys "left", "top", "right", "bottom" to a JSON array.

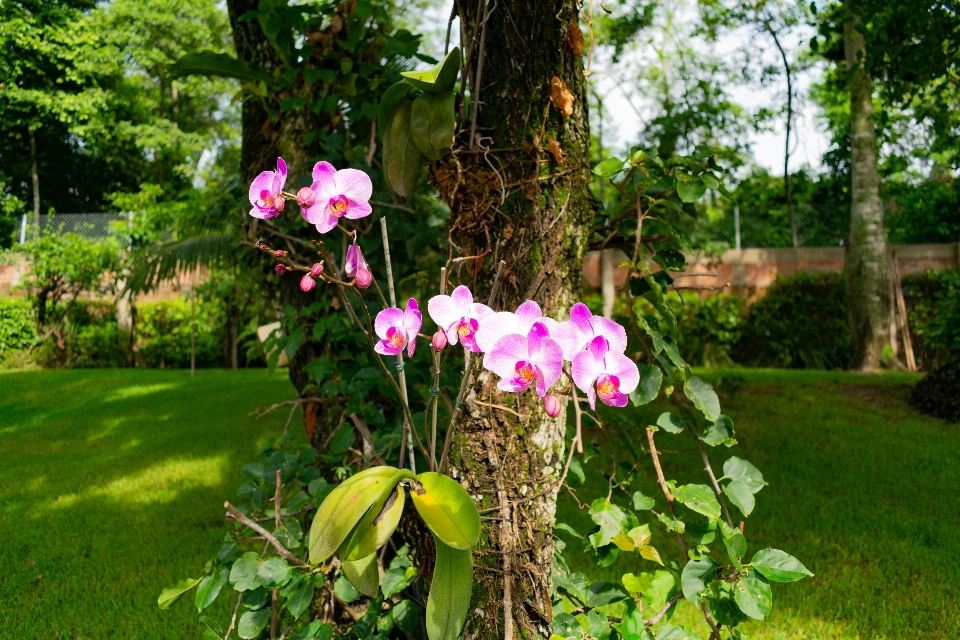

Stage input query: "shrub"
[
  {"left": 0, "top": 297, "right": 36, "bottom": 352},
  {"left": 910, "top": 363, "right": 960, "bottom": 423},
  {"left": 903, "top": 268, "right": 960, "bottom": 369},
  {"left": 136, "top": 298, "right": 225, "bottom": 368},
  {"left": 673, "top": 292, "right": 745, "bottom": 366},
  {"left": 735, "top": 271, "right": 852, "bottom": 369}
]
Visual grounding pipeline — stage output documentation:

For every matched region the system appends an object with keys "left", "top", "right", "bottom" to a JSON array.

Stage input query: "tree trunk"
[
  {"left": 29, "top": 127, "right": 40, "bottom": 240},
  {"left": 843, "top": 2, "right": 891, "bottom": 371},
  {"left": 435, "top": 2, "right": 595, "bottom": 637}
]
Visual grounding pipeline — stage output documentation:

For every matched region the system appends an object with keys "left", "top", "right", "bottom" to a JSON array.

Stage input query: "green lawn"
[
  {"left": 2, "top": 368, "right": 957, "bottom": 639},
  {"left": 556, "top": 369, "right": 960, "bottom": 640},
  {"left": 0, "top": 368, "right": 295, "bottom": 639}
]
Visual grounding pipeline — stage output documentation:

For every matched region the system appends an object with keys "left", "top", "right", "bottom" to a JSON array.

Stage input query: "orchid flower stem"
[
  {"left": 429, "top": 266, "right": 447, "bottom": 472},
  {"left": 439, "top": 260, "right": 506, "bottom": 473},
  {"left": 380, "top": 217, "right": 416, "bottom": 475}
]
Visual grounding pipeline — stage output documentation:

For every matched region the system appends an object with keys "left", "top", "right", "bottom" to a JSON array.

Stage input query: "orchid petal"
[
  {"left": 587, "top": 335, "right": 610, "bottom": 361},
  {"left": 514, "top": 301, "right": 542, "bottom": 327},
  {"left": 249, "top": 171, "right": 276, "bottom": 205},
  {"left": 498, "top": 377, "right": 532, "bottom": 393},
  {"left": 450, "top": 285, "right": 473, "bottom": 311},
  {"left": 572, "top": 350, "right": 606, "bottom": 396},
  {"left": 482, "top": 334, "right": 528, "bottom": 377},
  {"left": 312, "top": 161, "right": 336, "bottom": 183},
  {"left": 530, "top": 336, "right": 563, "bottom": 391},
  {"left": 334, "top": 169, "right": 373, "bottom": 203},
  {"left": 249, "top": 206, "right": 276, "bottom": 220},
  {"left": 314, "top": 210, "right": 340, "bottom": 234},
  {"left": 605, "top": 352, "right": 640, "bottom": 394},
  {"left": 343, "top": 199, "right": 373, "bottom": 220},
  {"left": 570, "top": 303, "right": 594, "bottom": 333},
  {"left": 375, "top": 307, "right": 404, "bottom": 340},
  {"left": 276, "top": 157, "right": 288, "bottom": 183},
  {"left": 375, "top": 341, "right": 403, "bottom": 356},
  {"left": 427, "top": 295, "right": 462, "bottom": 333},
  {"left": 600, "top": 390, "right": 629, "bottom": 407},
  {"left": 593, "top": 317, "right": 628, "bottom": 354},
  {"left": 474, "top": 311, "right": 517, "bottom": 352}
]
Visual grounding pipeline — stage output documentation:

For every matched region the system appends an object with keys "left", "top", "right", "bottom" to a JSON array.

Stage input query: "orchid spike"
[
  {"left": 482, "top": 322, "right": 563, "bottom": 398},
  {"left": 554, "top": 302, "right": 628, "bottom": 361},
  {"left": 248, "top": 157, "right": 288, "bottom": 219},
  {"left": 474, "top": 300, "right": 560, "bottom": 353},
  {"left": 301, "top": 161, "right": 373, "bottom": 234},
  {"left": 374, "top": 299, "right": 422, "bottom": 358},
  {"left": 427, "top": 285, "right": 494, "bottom": 353},
  {"left": 572, "top": 335, "right": 640, "bottom": 409}
]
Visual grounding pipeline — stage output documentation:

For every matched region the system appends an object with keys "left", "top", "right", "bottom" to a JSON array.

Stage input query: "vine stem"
[
  {"left": 380, "top": 217, "right": 416, "bottom": 474},
  {"left": 645, "top": 428, "right": 689, "bottom": 556},
  {"left": 695, "top": 435, "right": 735, "bottom": 529},
  {"left": 224, "top": 502, "right": 308, "bottom": 568},
  {"left": 439, "top": 260, "right": 506, "bottom": 472}
]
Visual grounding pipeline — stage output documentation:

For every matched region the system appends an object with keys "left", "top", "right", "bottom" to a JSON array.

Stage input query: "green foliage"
[
  {"left": 0, "top": 297, "right": 36, "bottom": 353},
  {"left": 737, "top": 271, "right": 851, "bottom": 369},
  {"left": 135, "top": 299, "right": 226, "bottom": 369}
]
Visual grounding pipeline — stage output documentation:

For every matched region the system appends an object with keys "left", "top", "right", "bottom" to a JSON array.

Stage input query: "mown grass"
[
  {"left": 2, "top": 368, "right": 956, "bottom": 639},
  {"left": 0, "top": 368, "right": 295, "bottom": 639},
  {"left": 555, "top": 369, "right": 960, "bottom": 639}
]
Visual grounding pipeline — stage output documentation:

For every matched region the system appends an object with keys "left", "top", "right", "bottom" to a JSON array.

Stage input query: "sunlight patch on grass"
[
  {"left": 47, "top": 455, "right": 227, "bottom": 510},
  {"left": 105, "top": 382, "right": 181, "bottom": 401}
]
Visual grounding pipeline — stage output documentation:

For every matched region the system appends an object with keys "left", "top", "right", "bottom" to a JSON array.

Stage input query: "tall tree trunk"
[
  {"left": 29, "top": 127, "right": 40, "bottom": 240},
  {"left": 435, "top": 3, "right": 595, "bottom": 637},
  {"left": 763, "top": 20, "right": 797, "bottom": 247},
  {"left": 843, "top": 2, "right": 890, "bottom": 371}
]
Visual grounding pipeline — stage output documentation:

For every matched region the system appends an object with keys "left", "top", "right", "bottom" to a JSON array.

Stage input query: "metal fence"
[{"left": 19, "top": 213, "right": 133, "bottom": 244}]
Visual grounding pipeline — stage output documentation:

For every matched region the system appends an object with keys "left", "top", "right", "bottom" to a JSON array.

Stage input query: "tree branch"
[{"left": 224, "top": 502, "right": 309, "bottom": 568}]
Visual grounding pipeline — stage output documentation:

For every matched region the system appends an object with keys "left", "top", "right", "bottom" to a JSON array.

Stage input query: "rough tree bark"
[
  {"left": 433, "top": 2, "right": 595, "bottom": 637},
  {"left": 843, "top": 2, "right": 891, "bottom": 371}
]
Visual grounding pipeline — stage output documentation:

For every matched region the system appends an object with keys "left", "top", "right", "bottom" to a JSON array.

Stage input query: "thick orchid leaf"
[
  {"left": 379, "top": 81, "right": 413, "bottom": 131},
  {"left": 309, "top": 466, "right": 400, "bottom": 563},
  {"left": 384, "top": 100, "right": 423, "bottom": 198},
  {"left": 401, "top": 47, "right": 461, "bottom": 93},
  {"left": 410, "top": 472, "right": 480, "bottom": 550},
  {"left": 342, "top": 553, "right": 380, "bottom": 598},
  {"left": 410, "top": 91, "right": 456, "bottom": 161},
  {"left": 338, "top": 468, "right": 413, "bottom": 560},
  {"left": 426, "top": 535, "right": 473, "bottom": 640},
  {"left": 346, "top": 484, "right": 406, "bottom": 560},
  {"left": 169, "top": 51, "right": 270, "bottom": 84}
]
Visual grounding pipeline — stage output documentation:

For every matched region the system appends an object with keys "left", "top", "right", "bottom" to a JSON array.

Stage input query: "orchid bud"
[
  {"left": 300, "top": 274, "right": 316, "bottom": 292},
  {"left": 274, "top": 263, "right": 287, "bottom": 275},
  {"left": 296, "top": 187, "right": 316, "bottom": 207},
  {"left": 344, "top": 242, "right": 367, "bottom": 280},
  {"left": 275, "top": 197, "right": 285, "bottom": 211},
  {"left": 273, "top": 249, "right": 287, "bottom": 258},
  {"left": 310, "top": 262, "right": 324, "bottom": 277},
  {"left": 543, "top": 394, "right": 561, "bottom": 417},
  {"left": 432, "top": 330, "right": 447, "bottom": 352},
  {"left": 259, "top": 244, "right": 269, "bottom": 252},
  {"left": 355, "top": 267, "right": 372, "bottom": 289}
]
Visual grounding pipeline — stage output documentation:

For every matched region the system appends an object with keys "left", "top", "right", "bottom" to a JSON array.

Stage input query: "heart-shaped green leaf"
[
  {"left": 723, "top": 457, "right": 766, "bottom": 493},
  {"left": 672, "top": 483, "right": 721, "bottom": 520},
  {"left": 680, "top": 556, "right": 718, "bottom": 606},
  {"left": 309, "top": 466, "right": 401, "bottom": 564},
  {"left": 684, "top": 376, "right": 720, "bottom": 422},
  {"left": 410, "top": 472, "right": 480, "bottom": 550},
  {"left": 629, "top": 365, "right": 662, "bottom": 406},
  {"left": 722, "top": 480, "right": 755, "bottom": 517},
  {"left": 410, "top": 91, "right": 456, "bottom": 161},
  {"left": 401, "top": 47, "right": 461, "bottom": 93},
  {"left": 346, "top": 484, "right": 406, "bottom": 560},
  {"left": 384, "top": 100, "right": 423, "bottom": 198},
  {"left": 677, "top": 179, "right": 707, "bottom": 203},
  {"left": 341, "top": 553, "right": 380, "bottom": 598},
  {"left": 593, "top": 157, "right": 626, "bottom": 177},
  {"left": 426, "top": 535, "right": 473, "bottom": 640}
]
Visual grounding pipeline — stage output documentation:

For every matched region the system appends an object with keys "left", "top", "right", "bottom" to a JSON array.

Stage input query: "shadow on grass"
[{"left": 0, "top": 369, "right": 296, "bottom": 639}]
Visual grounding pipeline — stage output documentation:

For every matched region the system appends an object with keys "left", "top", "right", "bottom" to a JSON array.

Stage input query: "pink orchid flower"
[
  {"left": 483, "top": 322, "right": 563, "bottom": 398},
  {"left": 374, "top": 298, "right": 422, "bottom": 358},
  {"left": 427, "top": 285, "right": 493, "bottom": 353},
  {"left": 248, "top": 157, "right": 288, "bottom": 219},
  {"left": 474, "top": 300, "right": 560, "bottom": 353},
  {"left": 301, "top": 161, "right": 373, "bottom": 234},
  {"left": 572, "top": 335, "right": 640, "bottom": 409},
  {"left": 554, "top": 302, "right": 628, "bottom": 361}
]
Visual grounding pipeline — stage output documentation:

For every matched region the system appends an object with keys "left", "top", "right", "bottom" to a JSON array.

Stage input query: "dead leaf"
[
  {"left": 568, "top": 21, "right": 584, "bottom": 56},
  {"left": 329, "top": 14, "right": 343, "bottom": 33},
  {"left": 330, "top": 296, "right": 341, "bottom": 310},
  {"left": 547, "top": 137, "right": 565, "bottom": 163},
  {"left": 550, "top": 76, "right": 574, "bottom": 118},
  {"left": 503, "top": 223, "right": 514, "bottom": 240}
]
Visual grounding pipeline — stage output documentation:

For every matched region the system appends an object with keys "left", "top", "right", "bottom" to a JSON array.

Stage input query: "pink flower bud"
[
  {"left": 300, "top": 274, "right": 316, "bottom": 292},
  {"left": 274, "top": 263, "right": 287, "bottom": 275},
  {"left": 259, "top": 244, "right": 269, "bottom": 252},
  {"left": 273, "top": 249, "right": 286, "bottom": 258},
  {"left": 432, "top": 330, "right": 447, "bottom": 351},
  {"left": 275, "top": 197, "right": 285, "bottom": 211},
  {"left": 310, "top": 262, "right": 324, "bottom": 277},
  {"left": 543, "top": 394, "right": 561, "bottom": 417},
  {"left": 296, "top": 187, "right": 316, "bottom": 207},
  {"left": 355, "top": 267, "right": 372, "bottom": 289},
  {"left": 344, "top": 242, "right": 367, "bottom": 280}
]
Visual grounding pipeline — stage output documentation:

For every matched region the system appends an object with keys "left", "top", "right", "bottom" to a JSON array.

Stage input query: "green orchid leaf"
[
  {"left": 346, "top": 484, "right": 405, "bottom": 560},
  {"left": 384, "top": 100, "right": 423, "bottom": 198},
  {"left": 426, "top": 535, "right": 473, "bottom": 640},
  {"left": 342, "top": 553, "right": 380, "bottom": 598},
  {"left": 410, "top": 472, "right": 480, "bottom": 549},
  {"left": 401, "top": 47, "right": 461, "bottom": 93},
  {"left": 169, "top": 51, "right": 270, "bottom": 83},
  {"left": 410, "top": 91, "right": 456, "bottom": 161},
  {"left": 378, "top": 81, "right": 413, "bottom": 131},
  {"left": 338, "top": 468, "right": 413, "bottom": 561},
  {"left": 308, "top": 466, "right": 401, "bottom": 564}
]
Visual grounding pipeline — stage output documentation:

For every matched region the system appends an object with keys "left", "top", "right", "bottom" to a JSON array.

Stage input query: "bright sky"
[{"left": 417, "top": 0, "right": 831, "bottom": 177}]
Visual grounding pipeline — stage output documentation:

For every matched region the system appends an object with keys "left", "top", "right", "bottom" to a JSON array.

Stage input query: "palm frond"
[{"left": 125, "top": 234, "right": 236, "bottom": 295}]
